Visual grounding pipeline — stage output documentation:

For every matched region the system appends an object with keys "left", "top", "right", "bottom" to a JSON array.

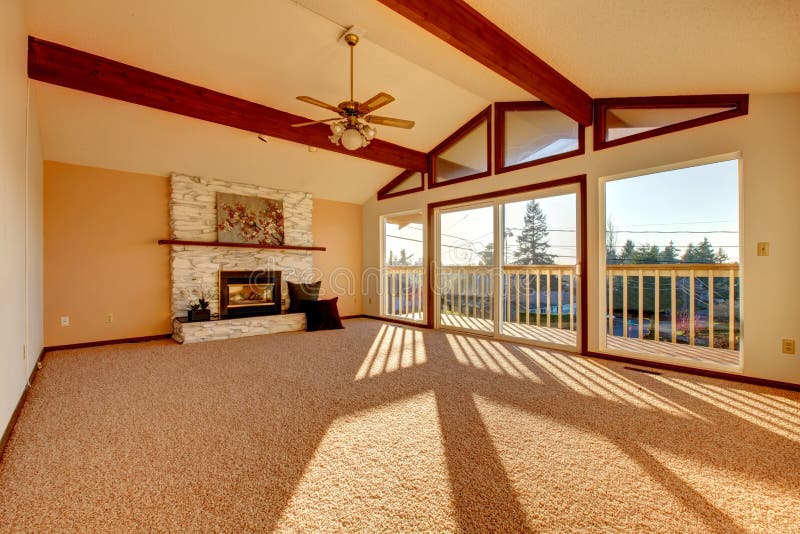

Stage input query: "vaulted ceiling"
[{"left": 26, "top": 0, "right": 800, "bottom": 203}]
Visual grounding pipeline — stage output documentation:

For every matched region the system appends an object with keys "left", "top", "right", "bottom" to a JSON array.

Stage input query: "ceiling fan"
[{"left": 292, "top": 32, "right": 415, "bottom": 151}]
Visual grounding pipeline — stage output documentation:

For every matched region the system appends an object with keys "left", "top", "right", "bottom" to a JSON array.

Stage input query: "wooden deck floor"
[{"left": 386, "top": 312, "right": 740, "bottom": 367}]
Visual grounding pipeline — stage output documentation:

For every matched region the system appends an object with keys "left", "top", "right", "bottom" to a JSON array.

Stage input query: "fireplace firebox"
[{"left": 219, "top": 270, "right": 281, "bottom": 318}]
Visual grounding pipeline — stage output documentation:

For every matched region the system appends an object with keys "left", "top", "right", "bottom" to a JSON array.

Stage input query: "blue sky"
[{"left": 605, "top": 158, "right": 739, "bottom": 262}]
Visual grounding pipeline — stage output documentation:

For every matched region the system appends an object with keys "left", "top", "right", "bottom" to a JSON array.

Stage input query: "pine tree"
[
  {"left": 620, "top": 240, "right": 636, "bottom": 264},
  {"left": 633, "top": 243, "right": 661, "bottom": 264},
  {"left": 682, "top": 238, "right": 716, "bottom": 263},
  {"left": 715, "top": 247, "right": 730, "bottom": 264},
  {"left": 660, "top": 241, "right": 679, "bottom": 264},
  {"left": 513, "top": 200, "right": 555, "bottom": 265}
]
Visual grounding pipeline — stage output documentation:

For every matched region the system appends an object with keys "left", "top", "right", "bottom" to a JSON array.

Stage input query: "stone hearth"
[{"left": 172, "top": 313, "right": 306, "bottom": 344}]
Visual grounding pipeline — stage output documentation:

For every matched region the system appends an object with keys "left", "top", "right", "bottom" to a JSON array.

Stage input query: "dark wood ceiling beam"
[
  {"left": 27, "top": 36, "right": 427, "bottom": 171},
  {"left": 377, "top": 0, "right": 594, "bottom": 126}
]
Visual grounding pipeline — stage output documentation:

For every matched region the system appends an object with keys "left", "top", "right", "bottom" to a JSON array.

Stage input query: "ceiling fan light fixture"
[
  {"left": 340, "top": 127, "right": 365, "bottom": 151},
  {"left": 293, "top": 31, "right": 413, "bottom": 150}
]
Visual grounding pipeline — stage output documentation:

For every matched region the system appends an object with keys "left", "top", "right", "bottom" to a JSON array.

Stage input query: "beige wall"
[
  {"left": 312, "top": 199, "right": 363, "bottom": 317},
  {"left": 43, "top": 164, "right": 363, "bottom": 346},
  {"left": 27, "top": 89, "right": 44, "bottom": 375},
  {"left": 363, "top": 93, "right": 800, "bottom": 385},
  {"left": 1, "top": 0, "right": 44, "bottom": 434},
  {"left": 44, "top": 162, "right": 172, "bottom": 346}
]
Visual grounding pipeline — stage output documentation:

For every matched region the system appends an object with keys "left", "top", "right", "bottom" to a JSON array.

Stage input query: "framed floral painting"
[{"left": 216, "top": 193, "right": 284, "bottom": 245}]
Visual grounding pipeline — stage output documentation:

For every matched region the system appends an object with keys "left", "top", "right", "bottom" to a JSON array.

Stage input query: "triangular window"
[
  {"left": 594, "top": 95, "right": 748, "bottom": 150},
  {"left": 377, "top": 170, "right": 425, "bottom": 200},
  {"left": 430, "top": 106, "right": 491, "bottom": 187},
  {"left": 496, "top": 102, "right": 584, "bottom": 174}
]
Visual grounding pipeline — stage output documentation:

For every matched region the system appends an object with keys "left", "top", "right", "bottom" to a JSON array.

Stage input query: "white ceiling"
[
  {"left": 464, "top": 0, "right": 800, "bottom": 96},
  {"left": 26, "top": 0, "right": 800, "bottom": 203}
]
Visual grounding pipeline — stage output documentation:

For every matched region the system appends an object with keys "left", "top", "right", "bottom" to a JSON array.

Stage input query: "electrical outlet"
[
  {"left": 60, "top": 316, "right": 70, "bottom": 327},
  {"left": 105, "top": 313, "right": 114, "bottom": 324},
  {"left": 782, "top": 338, "right": 795, "bottom": 355},
  {"left": 757, "top": 242, "right": 769, "bottom": 256}
]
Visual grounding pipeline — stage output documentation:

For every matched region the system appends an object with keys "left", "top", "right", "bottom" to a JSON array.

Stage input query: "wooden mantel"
[{"left": 158, "top": 239, "right": 326, "bottom": 252}]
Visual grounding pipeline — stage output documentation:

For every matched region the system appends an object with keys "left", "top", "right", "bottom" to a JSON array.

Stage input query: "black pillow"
[
  {"left": 287, "top": 281, "right": 321, "bottom": 313},
  {"left": 301, "top": 297, "right": 344, "bottom": 332}
]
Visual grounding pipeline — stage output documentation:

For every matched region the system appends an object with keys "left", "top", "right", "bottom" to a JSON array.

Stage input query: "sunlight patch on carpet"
[
  {"left": 444, "top": 333, "right": 544, "bottom": 383},
  {"left": 275, "top": 391, "right": 454, "bottom": 532},
  {"left": 471, "top": 394, "right": 714, "bottom": 532},
  {"left": 659, "top": 377, "right": 800, "bottom": 443},
  {"left": 356, "top": 325, "right": 427, "bottom": 380}
]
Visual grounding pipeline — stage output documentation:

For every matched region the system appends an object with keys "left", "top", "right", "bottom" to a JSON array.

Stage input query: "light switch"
[{"left": 757, "top": 242, "right": 769, "bottom": 256}]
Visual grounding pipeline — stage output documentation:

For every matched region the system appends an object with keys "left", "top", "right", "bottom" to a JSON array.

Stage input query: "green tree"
[
  {"left": 682, "top": 238, "right": 716, "bottom": 263},
  {"left": 660, "top": 241, "right": 679, "bottom": 264},
  {"left": 513, "top": 200, "right": 555, "bottom": 265},
  {"left": 620, "top": 240, "right": 636, "bottom": 264},
  {"left": 715, "top": 247, "right": 730, "bottom": 264},
  {"left": 633, "top": 243, "right": 661, "bottom": 264}
]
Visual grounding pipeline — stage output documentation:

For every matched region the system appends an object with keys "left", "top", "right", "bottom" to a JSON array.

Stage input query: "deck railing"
[
  {"left": 383, "top": 263, "right": 741, "bottom": 350},
  {"left": 606, "top": 263, "right": 740, "bottom": 350},
  {"left": 383, "top": 266, "right": 425, "bottom": 318}
]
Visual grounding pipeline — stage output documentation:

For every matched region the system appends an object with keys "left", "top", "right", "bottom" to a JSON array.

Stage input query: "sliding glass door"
[
  {"left": 438, "top": 204, "right": 495, "bottom": 334},
  {"left": 500, "top": 192, "right": 578, "bottom": 349},
  {"left": 435, "top": 183, "right": 581, "bottom": 351}
]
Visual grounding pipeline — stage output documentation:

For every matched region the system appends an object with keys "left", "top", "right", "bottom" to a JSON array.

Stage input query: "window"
[
  {"left": 495, "top": 101, "right": 584, "bottom": 174},
  {"left": 601, "top": 156, "right": 741, "bottom": 368},
  {"left": 377, "top": 170, "right": 425, "bottom": 200},
  {"left": 593, "top": 95, "right": 748, "bottom": 150},
  {"left": 381, "top": 210, "right": 425, "bottom": 322},
  {"left": 429, "top": 106, "right": 491, "bottom": 188}
]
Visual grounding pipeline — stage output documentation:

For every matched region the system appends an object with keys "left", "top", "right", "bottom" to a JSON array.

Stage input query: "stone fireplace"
[
  {"left": 168, "top": 173, "right": 313, "bottom": 318},
  {"left": 167, "top": 173, "right": 314, "bottom": 343}
]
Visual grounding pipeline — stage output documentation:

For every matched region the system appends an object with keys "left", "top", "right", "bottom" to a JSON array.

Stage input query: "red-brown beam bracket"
[
  {"left": 27, "top": 36, "right": 427, "bottom": 172},
  {"left": 377, "top": 0, "right": 593, "bottom": 126}
]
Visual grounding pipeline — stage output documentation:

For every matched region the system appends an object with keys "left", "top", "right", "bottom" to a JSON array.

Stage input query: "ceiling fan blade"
[
  {"left": 366, "top": 115, "right": 415, "bottom": 129},
  {"left": 358, "top": 92, "right": 395, "bottom": 114},
  {"left": 296, "top": 96, "right": 343, "bottom": 114},
  {"left": 291, "top": 118, "right": 340, "bottom": 127}
]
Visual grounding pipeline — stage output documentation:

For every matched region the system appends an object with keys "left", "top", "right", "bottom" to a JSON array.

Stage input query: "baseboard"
[
  {"left": 340, "top": 314, "right": 366, "bottom": 320},
  {"left": 0, "top": 348, "right": 46, "bottom": 462},
  {"left": 585, "top": 350, "right": 800, "bottom": 392},
  {"left": 44, "top": 333, "right": 172, "bottom": 353}
]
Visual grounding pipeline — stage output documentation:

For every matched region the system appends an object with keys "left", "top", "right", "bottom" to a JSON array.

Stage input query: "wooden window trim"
[
  {"left": 494, "top": 101, "right": 585, "bottom": 175},
  {"left": 593, "top": 94, "right": 749, "bottom": 151},
  {"left": 428, "top": 106, "right": 492, "bottom": 189},
  {"left": 376, "top": 170, "right": 426, "bottom": 201}
]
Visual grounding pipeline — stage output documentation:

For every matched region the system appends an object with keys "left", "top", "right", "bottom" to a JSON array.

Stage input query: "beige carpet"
[{"left": 1, "top": 318, "right": 798, "bottom": 532}]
